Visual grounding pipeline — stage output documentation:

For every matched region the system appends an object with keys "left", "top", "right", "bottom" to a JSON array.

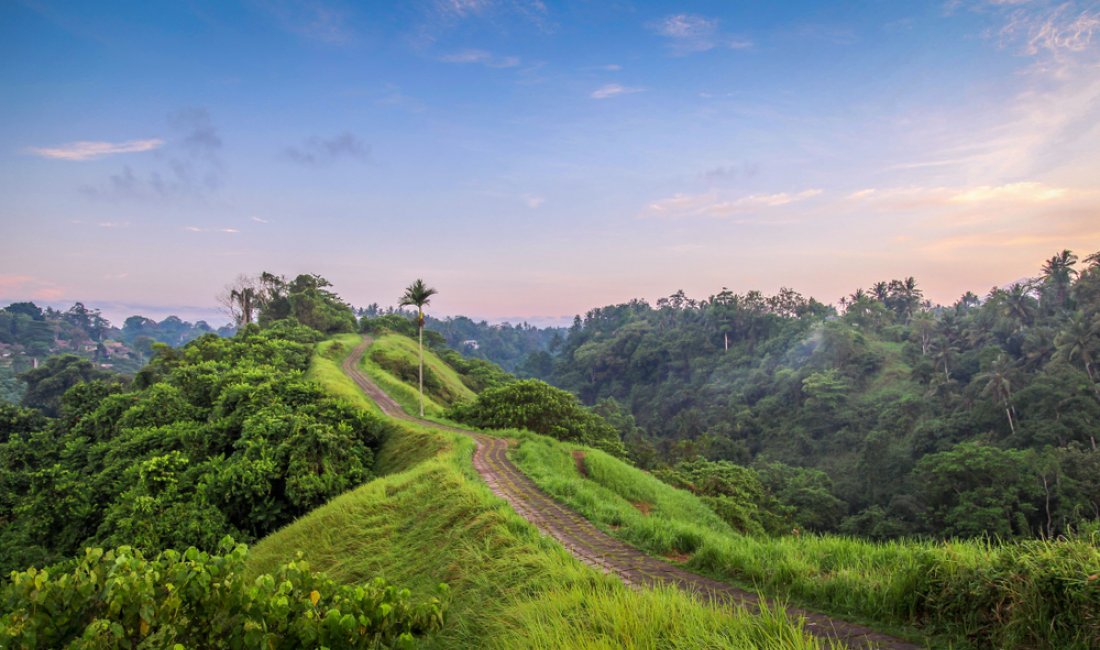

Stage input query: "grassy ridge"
[
  {"left": 247, "top": 337, "right": 832, "bottom": 648},
  {"left": 357, "top": 334, "right": 455, "bottom": 417},
  {"left": 307, "top": 334, "right": 382, "bottom": 415},
  {"left": 508, "top": 435, "right": 1100, "bottom": 649}
]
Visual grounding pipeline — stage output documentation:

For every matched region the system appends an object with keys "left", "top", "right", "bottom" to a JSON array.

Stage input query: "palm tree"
[
  {"left": 1041, "top": 249, "right": 1078, "bottom": 309},
  {"left": 1055, "top": 312, "right": 1100, "bottom": 398},
  {"left": 977, "top": 354, "right": 1018, "bottom": 436},
  {"left": 1001, "top": 282, "right": 1038, "bottom": 330},
  {"left": 399, "top": 278, "right": 438, "bottom": 417}
]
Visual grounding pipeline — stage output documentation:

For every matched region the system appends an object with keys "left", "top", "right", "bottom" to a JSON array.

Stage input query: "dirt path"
[{"left": 342, "top": 338, "right": 923, "bottom": 650}]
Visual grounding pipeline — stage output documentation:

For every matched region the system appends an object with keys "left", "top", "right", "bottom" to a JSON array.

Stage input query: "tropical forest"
[{"left": 4, "top": 1, "right": 1100, "bottom": 648}]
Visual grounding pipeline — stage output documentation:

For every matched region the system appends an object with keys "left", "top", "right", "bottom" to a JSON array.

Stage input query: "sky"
[{"left": 1, "top": 0, "right": 1099, "bottom": 327}]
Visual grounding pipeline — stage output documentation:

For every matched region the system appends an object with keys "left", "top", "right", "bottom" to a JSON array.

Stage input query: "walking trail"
[{"left": 342, "top": 337, "right": 923, "bottom": 650}]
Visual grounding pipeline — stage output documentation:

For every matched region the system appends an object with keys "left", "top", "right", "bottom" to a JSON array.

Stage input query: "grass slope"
[
  {"left": 508, "top": 434, "right": 1100, "bottom": 650},
  {"left": 358, "top": 333, "right": 476, "bottom": 418},
  {"left": 249, "top": 338, "right": 831, "bottom": 648}
]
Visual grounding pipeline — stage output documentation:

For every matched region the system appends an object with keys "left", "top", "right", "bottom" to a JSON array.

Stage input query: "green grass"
[
  {"left": 357, "top": 333, "right": 476, "bottom": 417},
  {"left": 247, "top": 419, "right": 830, "bottom": 648},
  {"left": 246, "top": 338, "right": 833, "bottom": 648},
  {"left": 506, "top": 432, "right": 1100, "bottom": 649},
  {"left": 307, "top": 334, "right": 382, "bottom": 415}
]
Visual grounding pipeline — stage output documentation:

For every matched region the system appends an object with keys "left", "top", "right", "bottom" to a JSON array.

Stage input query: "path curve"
[{"left": 342, "top": 338, "right": 922, "bottom": 650}]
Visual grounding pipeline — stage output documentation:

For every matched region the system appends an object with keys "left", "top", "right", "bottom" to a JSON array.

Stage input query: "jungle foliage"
[
  {"left": 542, "top": 250, "right": 1100, "bottom": 539},
  {"left": 0, "top": 322, "right": 390, "bottom": 575},
  {"left": 449, "top": 379, "right": 628, "bottom": 457},
  {"left": 1, "top": 538, "right": 446, "bottom": 649}
]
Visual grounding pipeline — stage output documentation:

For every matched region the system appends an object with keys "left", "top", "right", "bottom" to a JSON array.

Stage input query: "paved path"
[{"left": 342, "top": 338, "right": 923, "bottom": 650}]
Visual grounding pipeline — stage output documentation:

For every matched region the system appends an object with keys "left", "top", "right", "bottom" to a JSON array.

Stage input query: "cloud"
[
  {"left": 254, "top": 0, "right": 354, "bottom": 44},
  {"left": 436, "top": 0, "right": 492, "bottom": 17},
  {"left": 702, "top": 162, "right": 760, "bottom": 183},
  {"left": 998, "top": 2, "right": 1100, "bottom": 56},
  {"left": 284, "top": 132, "right": 369, "bottom": 165},
  {"left": 846, "top": 182, "right": 1076, "bottom": 208},
  {"left": 0, "top": 275, "right": 65, "bottom": 301},
  {"left": 643, "top": 188, "right": 823, "bottom": 219},
  {"left": 950, "top": 181, "right": 1069, "bottom": 202},
  {"left": 650, "top": 13, "right": 752, "bottom": 54},
  {"left": 522, "top": 194, "right": 545, "bottom": 208},
  {"left": 80, "top": 108, "right": 224, "bottom": 201},
  {"left": 184, "top": 226, "right": 240, "bottom": 233},
  {"left": 440, "top": 49, "right": 521, "bottom": 68},
  {"left": 96, "top": 221, "right": 129, "bottom": 228},
  {"left": 590, "top": 83, "right": 644, "bottom": 99},
  {"left": 26, "top": 139, "right": 163, "bottom": 161},
  {"left": 251, "top": 216, "right": 269, "bottom": 223}
]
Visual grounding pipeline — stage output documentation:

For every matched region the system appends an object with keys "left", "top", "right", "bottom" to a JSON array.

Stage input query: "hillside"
[
  {"left": 249, "top": 341, "right": 829, "bottom": 648},
  {"left": 336, "top": 334, "right": 1099, "bottom": 649},
  {"left": 539, "top": 250, "right": 1100, "bottom": 541}
]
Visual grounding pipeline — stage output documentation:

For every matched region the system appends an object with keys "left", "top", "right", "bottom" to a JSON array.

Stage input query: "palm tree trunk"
[{"left": 418, "top": 311, "right": 424, "bottom": 417}]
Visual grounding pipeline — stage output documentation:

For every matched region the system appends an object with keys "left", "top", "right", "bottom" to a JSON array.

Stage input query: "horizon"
[{"left": 3, "top": 1, "right": 1099, "bottom": 321}]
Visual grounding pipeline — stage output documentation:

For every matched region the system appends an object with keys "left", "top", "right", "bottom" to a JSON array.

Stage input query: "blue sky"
[{"left": 2, "top": 0, "right": 1098, "bottom": 326}]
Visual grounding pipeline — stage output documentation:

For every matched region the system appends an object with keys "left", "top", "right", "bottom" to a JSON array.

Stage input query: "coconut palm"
[
  {"left": 399, "top": 278, "right": 438, "bottom": 417},
  {"left": 977, "top": 354, "right": 1018, "bottom": 436},
  {"left": 1055, "top": 312, "right": 1100, "bottom": 398},
  {"left": 1041, "top": 249, "right": 1078, "bottom": 309}
]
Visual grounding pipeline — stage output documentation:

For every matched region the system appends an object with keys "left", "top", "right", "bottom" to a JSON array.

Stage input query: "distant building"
[{"left": 462, "top": 340, "right": 480, "bottom": 350}]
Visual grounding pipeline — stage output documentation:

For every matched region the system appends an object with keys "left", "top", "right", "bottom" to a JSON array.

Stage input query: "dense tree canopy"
[
  {"left": 535, "top": 250, "right": 1100, "bottom": 540},
  {"left": 0, "top": 323, "right": 390, "bottom": 574}
]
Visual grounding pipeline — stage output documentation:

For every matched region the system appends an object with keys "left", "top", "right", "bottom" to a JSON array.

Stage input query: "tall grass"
[
  {"left": 358, "top": 334, "right": 449, "bottom": 417},
  {"left": 509, "top": 434, "right": 1100, "bottom": 649},
  {"left": 307, "top": 334, "right": 382, "bottom": 415}
]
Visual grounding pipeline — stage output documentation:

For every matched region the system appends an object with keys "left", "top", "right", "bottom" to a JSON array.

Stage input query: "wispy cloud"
[
  {"left": 251, "top": 216, "right": 269, "bottom": 224},
  {"left": 0, "top": 275, "right": 65, "bottom": 301},
  {"left": 522, "top": 194, "right": 545, "bottom": 208},
  {"left": 643, "top": 188, "right": 823, "bottom": 219},
  {"left": 846, "top": 182, "right": 1075, "bottom": 208},
  {"left": 436, "top": 0, "right": 491, "bottom": 17},
  {"left": 650, "top": 13, "right": 752, "bottom": 54},
  {"left": 80, "top": 108, "right": 224, "bottom": 201},
  {"left": 96, "top": 221, "right": 130, "bottom": 228},
  {"left": 284, "top": 132, "right": 369, "bottom": 165},
  {"left": 254, "top": 0, "right": 354, "bottom": 44},
  {"left": 26, "top": 139, "right": 163, "bottom": 161},
  {"left": 590, "top": 83, "right": 644, "bottom": 99},
  {"left": 998, "top": 2, "right": 1100, "bottom": 56},
  {"left": 440, "top": 49, "right": 521, "bottom": 68},
  {"left": 184, "top": 226, "right": 240, "bottom": 233}
]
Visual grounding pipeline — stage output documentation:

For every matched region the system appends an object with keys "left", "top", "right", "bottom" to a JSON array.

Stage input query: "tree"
[
  {"left": 1055, "top": 312, "right": 1100, "bottom": 398},
  {"left": 977, "top": 354, "right": 1018, "bottom": 436},
  {"left": 399, "top": 279, "right": 438, "bottom": 417},
  {"left": 219, "top": 275, "right": 261, "bottom": 327},
  {"left": 1041, "top": 249, "right": 1078, "bottom": 310}
]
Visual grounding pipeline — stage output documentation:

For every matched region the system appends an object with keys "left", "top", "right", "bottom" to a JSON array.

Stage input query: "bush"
[
  {"left": 1, "top": 539, "right": 447, "bottom": 649},
  {"left": 449, "top": 379, "right": 627, "bottom": 457}
]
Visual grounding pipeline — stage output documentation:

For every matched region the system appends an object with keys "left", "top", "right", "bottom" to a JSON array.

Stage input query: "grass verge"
[{"left": 508, "top": 433, "right": 1100, "bottom": 650}]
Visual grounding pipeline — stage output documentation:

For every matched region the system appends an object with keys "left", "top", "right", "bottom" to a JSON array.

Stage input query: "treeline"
[
  {"left": 542, "top": 250, "right": 1100, "bottom": 540},
  {"left": 0, "top": 301, "right": 234, "bottom": 403},
  {"left": 0, "top": 322, "right": 390, "bottom": 575}
]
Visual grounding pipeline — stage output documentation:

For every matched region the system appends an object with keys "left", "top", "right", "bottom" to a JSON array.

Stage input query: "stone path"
[{"left": 342, "top": 338, "right": 924, "bottom": 649}]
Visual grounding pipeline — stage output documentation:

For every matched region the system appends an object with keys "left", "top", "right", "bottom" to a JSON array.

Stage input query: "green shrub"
[
  {"left": 449, "top": 379, "right": 627, "bottom": 457},
  {"left": 0, "top": 539, "right": 447, "bottom": 649}
]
